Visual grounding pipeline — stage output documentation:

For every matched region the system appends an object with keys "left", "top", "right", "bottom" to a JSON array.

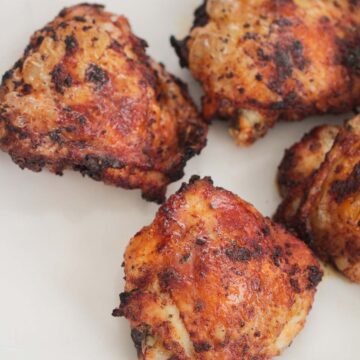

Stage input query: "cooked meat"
[
  {"left": 171, "top": 0, "right": 360, "bottom": 145},
  {"left": 276, "top": 124, "right": 340, "bottom": 230},
  {"left": 114, "top": 176, "right": 322, "bottom": 360},
  {"left": 0, "top": 4, "right": 207, "bottom": 203},
  {"left": 275, "top": 115, "right": 360, "bottom": 283}
]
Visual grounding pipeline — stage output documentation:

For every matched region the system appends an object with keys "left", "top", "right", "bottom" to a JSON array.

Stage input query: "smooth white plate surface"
[{"left": 0, "top": 1, "right": 359, "bottom": 359}]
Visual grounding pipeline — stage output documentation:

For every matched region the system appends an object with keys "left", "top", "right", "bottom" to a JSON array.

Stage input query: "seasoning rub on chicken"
[
  {"left": 0, "top": 4, "right": 207, "bottom": 203},
  {"left": 172, "top": 0, "right": 360, "bottom": 145},
  {"left": 114, "top": 176, "right": 322, "bottom": 359},
  {"left": 276, "top": 115, "right": 360, "bottom": 283}
]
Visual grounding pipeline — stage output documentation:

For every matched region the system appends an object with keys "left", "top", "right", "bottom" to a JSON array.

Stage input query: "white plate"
[{"left": 0, "top": 1, "right": 359, "bottom": 359}]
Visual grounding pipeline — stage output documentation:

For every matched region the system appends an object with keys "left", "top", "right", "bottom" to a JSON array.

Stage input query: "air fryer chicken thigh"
[
  {"left": 0, "top": 4, "right": 207, "bottom": 202},
  {"left": 114, "top": 177, "right": 322, "bottom": 359},
  {"left": 172, "top": 0, "right": 360, "bottom": 145},
  {"left": 276, "top": 115, "right": 360, "bottom": 282}
]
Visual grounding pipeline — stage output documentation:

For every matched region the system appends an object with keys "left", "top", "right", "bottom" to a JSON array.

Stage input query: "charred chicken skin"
[
  {"left": 0, "top": 4, "right": 207, "bottom": 203},
  {"left": 114, "top": 177, "right": 322, "bottom": 360},
  {"left": 172, "top": 0, "right": 360, "bottom": 145},
  {"left": 276, "top": 115, "right": 360, "bottom": 283}
]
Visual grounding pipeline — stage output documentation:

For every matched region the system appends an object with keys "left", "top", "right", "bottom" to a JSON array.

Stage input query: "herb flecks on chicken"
[
  {"left": 276, "top": 115, "right": 360, "bottom": 283},
  {"left": 0, "top": 4, "right": 207, "bottom": 202},
  {"left": 172, "top": 0, "right": 360, "bottom": 145},
  {"left": 115, "top": 177, "right": 322, "bottom": 359}
]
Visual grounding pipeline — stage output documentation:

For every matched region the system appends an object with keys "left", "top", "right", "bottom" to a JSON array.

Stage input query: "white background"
[{"left": 0, "top": 1, "right": 359, "bottom": 359}]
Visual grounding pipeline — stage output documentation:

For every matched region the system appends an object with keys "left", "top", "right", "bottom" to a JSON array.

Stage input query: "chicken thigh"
[
  {"left": 115, "top": 177, "right": 322, "bottom": 359},
  {"left": 0, "top": 4, "right": 207, "bottom": 202},
  {"left": 276, "top": 115, "right": 360, "bottom": 282},
  {"left": 172, "top": 0, "right": 360, "bottom": 145}
]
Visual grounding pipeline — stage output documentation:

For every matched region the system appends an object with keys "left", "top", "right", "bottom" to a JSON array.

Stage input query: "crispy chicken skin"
[
  {"left": 171, "top": 0, "right": 360, "bottom": 145},
  {"left": 0, "top": 4, "right": 207, "bottom": 203},
  {"left": 275, "top": 115, "right": 360, "bottom": 282},
  {"left": 114, "top": 177, "right": 322, "bottom": 360}
]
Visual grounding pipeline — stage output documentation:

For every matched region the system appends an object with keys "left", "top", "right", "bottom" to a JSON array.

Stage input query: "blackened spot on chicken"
[
  {"left": 65, "top": 35, "right": 78, "bottom": 55},
  {"left": 73, "top": 154, "right": 124, "bottom": 181},
  {"left": 14, "top": 59, "right": 23, "bottom": 70},
  {"left": 330, "top": 162, "right": 360, "bottom": 203},
  {"left": 2, "top": 70, "right": 13, "bottom": 85},
  {"left": 290, "top": 278, "right": 301, "bottom": 293},
  {"left": 274, "top": 44, "right": 293, "bottom": 80},
  {"left": 131, "top": 328, "right": 147, "bottom": 355},
  {"left": 271, "top": 40, "right": 308, "bottom": 91},
  {"left": 257, "top": 48, "right": 271, "bottom": 61},
  {"left": 274, "top": 18, "right": 293, "bottom": 27},
  {"left": 74, "top": 16, "right": 86, "bottom": 22},
  {"left": 111, "top": 308, "right": 122, "bottom": 317},
  {"left": 196, "top": 237, "right": 207, "bottom": 246},
  {"left": 78, "top": 115, "right": 87, "bottom": 125},
  {"left": 252, "top": 244, "right": 263, "bottom": 259},
  {"left": 180, "top": 253, "right": 191, "bottom": 263},
  {"left": 5, "top": 123, "right": 28, "bottom": 139},
  {"left": 339, "top": 37, "right": 360, "bottom": 75},
  {"left": 270, "top": 91, "right": 298, "bottom": 110},
  {"left": 307, "top": 265, "right": 323, "bottom": 288},
  {"left": 158, "top": 268, "right": 180, "bottom": 290},
  {"left": 109, "top": 40, "right": 123, "bottom": 52},
  {"left": 35, "top": 36, "right": 44, "bottom": 48},
  {"left": 262, "top": 226, "right": 271, "bottom": 236},
  {"left": 280, "top": 148, "right": 296, "bottom": 173},
  {"left": 65, "top": 125, "right": 76, "bottom": 132},
  {"left": 119, "top": 291, "right": 133, "bottom": 306},
  {"left": 225, "top": 243, "right": 251, "bottom": 262},
  {"left": 22, "top": 83, "right": 32, "bottom": 95},
  {"left": 319, "top": 16, "right": 330, "bottom": 24},
  {"left": 194, "top": 342, "right": 212, "bottom": 353},
  {"left": 42, "top": 26, "right": 58, "bottom": 41},
  {"left": 273, "top": 246, "right": 283, "bottom": 267},
  {"left": 292, "top": 40, "right": 307, "bottom": 70},
  {"left": 85, "top": 64, "right": 109, "bottom": 88},
  {"left": 48, "top": 130, "right": 63, "bottom": 144},
  {"left": 59, "top": 22, "right": 69, "bottom": 29},
  {"left": 11, "top": 154, "right": 46, "bottom": 172},
  {"left": 193, "top": 0, "right": 209, "bottom": 28},
  {"left": 51, "top": 64, "right": 73, "bottom": 93},
  {"left": 58, "top": 7, "right": 68, "bottom": 17},
  {"left": 244, "top": 32, "right": 259, "bottom": 41},
  {"left": 195, "top": 300, "right": 204, "bottom": 312},
  {"left": 170, "top": 35, "right": 190, "bottom": 68}
]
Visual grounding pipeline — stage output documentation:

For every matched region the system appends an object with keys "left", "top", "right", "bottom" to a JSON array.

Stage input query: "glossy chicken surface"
[
  {"left": 115, "top": 177, "right": 322, "bottom": 359},
  {"left": 0, "top": 4, "right": 207, "bottom": 203},
  {"left": 172, "top": 0, "right": 360, "bottom": 145},
  {"left": 276, "top": 115, "right": 360, "bottom": 282}
]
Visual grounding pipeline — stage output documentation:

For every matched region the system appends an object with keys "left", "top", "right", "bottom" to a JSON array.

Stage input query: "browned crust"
[
  {"left": 115, "top": 176, "right": 322, "bottom": 359},
  {"left": 275, "top": 115, "right": 360, "bottom": 282},
  {"left": 0, "top": 4, "right": 208, "bottom": 202},
  {"left": 172, "top": 0, "right": 360, "bottom": 145}
]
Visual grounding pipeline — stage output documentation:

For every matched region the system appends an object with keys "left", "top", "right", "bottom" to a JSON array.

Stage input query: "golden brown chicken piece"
[
  {"left": 171, "top": 0, "right": 360, "bottom": 145},
  {"left": 0, "top": 4, "right": 207, "bottom": 203},
  {"left": 114, "top": 176, "right": 322, "bottom": 360},
  {"left": 276, "top": 115, "right": 360, "bottom": 283}
]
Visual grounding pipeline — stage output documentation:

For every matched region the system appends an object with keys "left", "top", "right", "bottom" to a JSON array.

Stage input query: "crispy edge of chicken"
[
  {"left": 114, "top": 176, "right": 322, "bottom": 360},
  {"left": 275, "top": 115, "right": 360, "bottom": 282},
  {"left": 171, "top": 0, "right": 360, "bottom": 145},
  {"left": 0, "top": 4, "right": 208, "bottom": 203}
]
